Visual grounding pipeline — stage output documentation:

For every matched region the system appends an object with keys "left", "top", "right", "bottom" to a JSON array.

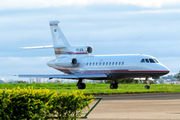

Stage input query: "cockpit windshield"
[
  {"left": 141, "top": 58, "right": 159, "bottom": 63},
  {"left": 153, "top": 59, "right": 159, "bottom": 63},
  {"left": 149, "top": 59, "right": 155, "bottom": 63}
]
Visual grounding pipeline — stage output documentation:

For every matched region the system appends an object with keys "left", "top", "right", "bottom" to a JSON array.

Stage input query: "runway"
[{"left": 81, "top": 93, "right": 180, "bottom": 120}]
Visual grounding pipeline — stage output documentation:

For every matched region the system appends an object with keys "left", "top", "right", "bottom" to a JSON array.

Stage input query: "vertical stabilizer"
[
  {"left": 49, "top": 21, "right": 71, "bottom": 58},
  {"left": 49, "top": 21, "right": 70, "bottom": 47}
]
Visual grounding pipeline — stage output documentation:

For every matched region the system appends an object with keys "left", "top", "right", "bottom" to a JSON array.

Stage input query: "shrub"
[{"left": 0, "top": 86, "right": 93, "bottom": 120}]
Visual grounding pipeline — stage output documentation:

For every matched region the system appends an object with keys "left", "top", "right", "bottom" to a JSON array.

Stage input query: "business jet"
[{"left": 17, "top": 20, "right": 170, "bottom": 89}]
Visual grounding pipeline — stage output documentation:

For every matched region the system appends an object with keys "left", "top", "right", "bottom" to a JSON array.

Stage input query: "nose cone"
[{"left": 159, "top": 63, "right": 170, "bottom": 75}]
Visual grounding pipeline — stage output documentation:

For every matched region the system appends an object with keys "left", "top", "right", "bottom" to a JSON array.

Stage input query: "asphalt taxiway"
[{"left": 81, "top": 93, "right": 180, "bottom": 120}]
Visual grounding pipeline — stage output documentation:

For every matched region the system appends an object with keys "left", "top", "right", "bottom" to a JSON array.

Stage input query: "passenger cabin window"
[
  {"left": 103, "top": 62, "right": 105, "bottom": 66},
  {"left": 109, "top": 62, "right": 111, "bottom": 65},
  {"left": 89, "top": 62, "right": 91, "bottom": 66},
  {"left": 122, "top": 62, "right": 124, "bottom": 65},
  {"left": 119, "top": 62, "right": 121, "bottom": 65},
  {"left": 106, "top": 62, "right": 108, "bottom": 65},
  {"left": 99, "top": 62, "right": 101, "bottom": 65},
  {"left": 112, "top": 62, "right": 114, "bottom": 65},
  {"left": 93, "top": 62, "right": 95, "bottom": 66},
  {"left": 115, "top": 62, "right": 118, "bottom": 65},
  {"left": 96, "top": 62, "right": 98, "bottom": 66},
  {"left": 86, "top": 63, "right": 88, "bottom": 66}
]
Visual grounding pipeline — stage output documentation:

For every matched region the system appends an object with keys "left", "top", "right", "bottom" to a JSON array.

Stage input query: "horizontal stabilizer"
[
  {"left": 21, "top": 45, "right": 66, "bottom": 49},
  {"left": 16, "top": 73, "right": 107, "bottom": 79}
]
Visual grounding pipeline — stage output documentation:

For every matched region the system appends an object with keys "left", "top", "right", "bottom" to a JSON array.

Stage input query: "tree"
[
  {"left": 176, "top": 71, "right": 180, "bottom": 81},
  {"left": 17, "top": 80, "right": 26, "bottom": 83}
]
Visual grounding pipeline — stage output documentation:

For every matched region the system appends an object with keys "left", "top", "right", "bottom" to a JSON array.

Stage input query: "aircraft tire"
[
  {"left": 114, "top": 83, "right": 118, "bottom": 89},
  {"left": 145, "top": 85, "right": 150, "bottom": 89},
  {"left": 110, "top": 83, "right": 118, "bottom": 89},
  {"left": 110, "top": 84, "right": 114, "bottom": 89},
  {"left": 78, "top": 83, "right": 86, "bottom": 89}
]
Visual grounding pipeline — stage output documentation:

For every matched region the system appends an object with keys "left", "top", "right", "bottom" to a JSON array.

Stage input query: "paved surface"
[{"left": 80, "top": 93, "right": 180, "bottom": 120}]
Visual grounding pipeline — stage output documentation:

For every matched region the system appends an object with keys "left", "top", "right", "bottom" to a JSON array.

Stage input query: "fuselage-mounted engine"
[
  {"left": 55, "top": 57, "right": 79, "bottom": 68},
  {"left": 67, "top": 45, "right": 93, "bottom": 54}
]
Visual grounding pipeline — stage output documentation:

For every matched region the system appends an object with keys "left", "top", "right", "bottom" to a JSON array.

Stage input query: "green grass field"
[{"left": 0, "top": 83, "right": 180, "bottom": 95}]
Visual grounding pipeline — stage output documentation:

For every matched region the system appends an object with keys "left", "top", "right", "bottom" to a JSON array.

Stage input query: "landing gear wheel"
[
  {"left": 110, "top": 83, "right": 118, "bottom": 89},
  {"left": 145, "top": 85, "right": 150, "bottom": 89},
  {"left": 78, "top": 83, "right": 86, "bottom": 89},
  {"left": 110, "top": 84, "right": 114, "bottom": 89}
]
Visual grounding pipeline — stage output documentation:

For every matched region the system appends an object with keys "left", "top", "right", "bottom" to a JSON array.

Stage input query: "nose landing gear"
[
  {"left": 145, "top": 77, "right": 150, "bottom": 89},
  {"left": 145, "top": 85, "right": 150, "bottom": 89}
]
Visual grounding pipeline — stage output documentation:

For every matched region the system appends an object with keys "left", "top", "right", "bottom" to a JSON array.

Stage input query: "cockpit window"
[
  {"left": 141, "top": 59, "right": 145, "bottom": 63},
  {"left": 145, "top": 59, "right": 149, "bottom": 63},
  {"left": 149, "top": 59, "right": 155, "bottom": 63},
  {"left": 141, "top": 58, "right": 159, "bottom": 63},
  {"left": 154, "top": 59, "right": 159, "bottom": 63}
]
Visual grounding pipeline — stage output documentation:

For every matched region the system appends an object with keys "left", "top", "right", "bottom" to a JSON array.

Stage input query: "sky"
[{"left": 0, "top": 0, "right": 180, "bottom": 81}]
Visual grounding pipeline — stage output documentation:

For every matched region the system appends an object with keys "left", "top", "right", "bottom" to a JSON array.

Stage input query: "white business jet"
[{"left": 18, "top": 20, "right": 170, "bottom": 89}]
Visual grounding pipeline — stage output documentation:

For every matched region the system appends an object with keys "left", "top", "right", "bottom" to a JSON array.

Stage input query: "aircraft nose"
[{"left": 160, "top": 64, "right": 170, "bottom": 74}]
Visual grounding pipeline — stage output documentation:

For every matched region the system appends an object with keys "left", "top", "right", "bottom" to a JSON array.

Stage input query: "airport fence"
[{"left": 0, "top": 87, "right": 94, "bottom": 120}]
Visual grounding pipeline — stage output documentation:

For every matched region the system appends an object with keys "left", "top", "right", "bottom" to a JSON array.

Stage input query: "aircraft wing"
[{"left": 16, "top": 73, "right": 107, "bottom": 79}]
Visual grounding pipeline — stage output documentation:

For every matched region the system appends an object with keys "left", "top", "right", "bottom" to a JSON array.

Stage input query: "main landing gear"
[
  {"left": 145, "top": 77, "right": 150, "bottom": 89},
  {"left": 110, "top": 81, "right": 118, "bottom": 89},
  {"left": 77, "top": 79, "right": 86, "bottom": 89}
]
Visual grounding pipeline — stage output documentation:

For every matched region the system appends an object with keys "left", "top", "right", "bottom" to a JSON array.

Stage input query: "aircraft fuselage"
[{"left": 47, "top": 54, "right": 169, "bottom": 80}]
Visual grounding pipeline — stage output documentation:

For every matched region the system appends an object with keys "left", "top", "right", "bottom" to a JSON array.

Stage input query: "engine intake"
[
  {"left": 87, "top": 46, "right": 93, "bottom": 53},
  {"left": 72, "top": 58, "right": 78, "bottom": 66}
]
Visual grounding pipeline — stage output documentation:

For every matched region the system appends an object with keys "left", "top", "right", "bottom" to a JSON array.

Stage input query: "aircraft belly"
[
  {"left": 55, "top": 67, "right": 81, "bottom": 74},
  {"left": 82, "top": 69, "right": 169, "bottom": 79},
  {"left": 106, "top": 72, "right": 167, "bottom": 79}
]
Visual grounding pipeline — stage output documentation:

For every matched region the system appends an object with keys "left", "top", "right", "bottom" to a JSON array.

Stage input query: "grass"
[{"left": 0, "top": 83, "right": 180, "bottom": 95}]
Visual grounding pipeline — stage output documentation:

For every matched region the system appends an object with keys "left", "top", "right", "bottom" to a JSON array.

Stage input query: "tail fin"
[
  {"left": 21, "top": 21, "right": 92, "bottom": 58},
  {"left": 49, "top": 21, "right": 71, "bottom": 58}
]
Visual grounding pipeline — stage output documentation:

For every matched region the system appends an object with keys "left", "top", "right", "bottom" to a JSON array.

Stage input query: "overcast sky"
[{"left": 0, "top": 0, "right": 180, "bottom": 81}]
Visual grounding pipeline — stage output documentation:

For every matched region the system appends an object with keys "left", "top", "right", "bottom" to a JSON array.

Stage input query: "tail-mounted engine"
[
  {"left": 67, "top": 46, "right": 93, "bottom": 55},
  {"left": 54, "top": 45, "right": 93, "bottom": 58},
  {"left": 55, "top": 57, "right": 78, "bottom": 67}
]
